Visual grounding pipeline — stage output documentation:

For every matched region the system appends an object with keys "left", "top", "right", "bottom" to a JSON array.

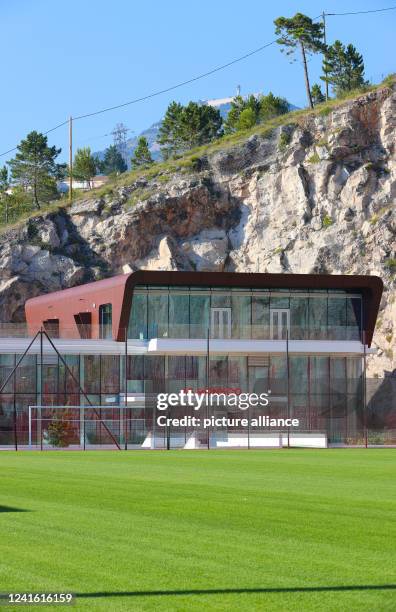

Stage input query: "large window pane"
[
  {"left": 209, "top": 356, "right": 228, "bottom": 387},
  {"left": 82, "top": 355, "right": 100, "bottom": 394},
  {"left": 211, "top": 294, "right": 231, "bottom": 308},
  {"left": 59, "top": 355, "right": 80, "bottom": 395},
  {"left": 144, "top": 356, "right": 165, "bottom": 393},
  {"left": 15, "top": 355, "right": 36, "bottom": 393},
  {"left": 0, "top": 395, "right": 14, "bottom": 445},
  {"left": 228, "top": 356, "right": 247, "bottom": 390},
  {"left": 290, "top": 356, "right": 308, "bottom": 394},
  {"left": 270, "top": 296, "right": 290, "bottom": 309},
  {"left": 310, "top": 356, "right": 329, "bottom": 396},
  {"left": 189, "top": 294, "right": 209, "bottom": 338},
  {"left": 346, "top": 297, "right": 362, "bottom": 340},
  {"left": 169, "top": 294, "right": 189, "bottom": 338},
  {"left": 148, "top": 294, "right": 168, "bottom": 338},
  {"left": 0, "top": 355, "right": 14, "bottom": 393},
  {"left": 309, "top": 297, "right": 328, "bottom": 340},
  {"left": 270, "top": 356, "right": 287, "bottom": 395},
  {"left": 328, "top": 298, "right": 347, "bottom": 340},
  {"left": 252, "top": 296, "right": 270, "bottom": 339},
  {"left": 127, "top": 355, "right": 144, "bottom": 393},
  {"left": 128, "top": 294, "right": 147, "bottom": 339},
  {"left": 231, "top": 296, "right": 251, "bottom": 338},
  {"left": 101, "top": 355, "right": 120, "bottom": 394},
  {"left": 290, "top": 298, "right": 308, "bottom": 340}
]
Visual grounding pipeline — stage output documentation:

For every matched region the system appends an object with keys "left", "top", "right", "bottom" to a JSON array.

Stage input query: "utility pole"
[
  {"left": 322, "top": 11, "right": 329, "bottom": 101},
  {"left": 69, "top": 116, "right": 73, "bottom": 203}
]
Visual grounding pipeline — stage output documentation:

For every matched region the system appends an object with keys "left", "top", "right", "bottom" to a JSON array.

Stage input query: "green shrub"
[
  {"left": 307, "top": 152, "right": 320, "bottom": 164},
  {"left": 381, "top": 73, "right": 396, "bottom": 88},
  {"left": 384, "top": 258, "right": 396, "bottom": 273},
  {"left": 322, "top": 215, "right": 333, "bottom": 228},
  {"left": 318, "top": 106, "right": 332, "bottom": 117},
  {"left": 278, "top": 131, "right": 291, "bottom": 151}
]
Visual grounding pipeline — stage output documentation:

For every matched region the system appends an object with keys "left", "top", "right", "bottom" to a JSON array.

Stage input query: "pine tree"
[
  {"left": 131, "top": 137, "right": 154, "bottom": 169},
  {"left": 179, "top": 102, "right": 222, "bottom": 149},
  {"left": 274, "top": 13, "right": 325, "bottom": 109},
  {"left": 223, "top": 95, "right": 247, "bottom": 134},
  {"left": 311, "top": 83, "right": 325, "bottom": 106},
  {"left": 224, "top": 93, "right": 288, "bottom": 134},
  {"left": 100, "top": 144, "right": 127, "bottom": 175},
  {"left": 321, "top": 40, "right": 366, "bottom": 97},
  {"left": 0, "top": 166, "right": 10, "bottom": 223},
  {"left": 258, "top": 92, "right": 289, "bottom": 121},
  {"left": 158, "top": 101, "right": 184, "bottom": 160},
  {"left": 72, "top": 147, "right": 97, "bottom": 188},
  {"left": 158, "top": 101, "right": 222, "bottom": 159},
  {"left": 8, "top": 131, "right": 65, "bottom": 209},
  {"left": 236, "top": 108, "right": 257, "bottom": 131}
]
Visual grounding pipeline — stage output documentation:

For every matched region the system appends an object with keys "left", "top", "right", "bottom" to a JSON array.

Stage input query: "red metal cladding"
[{"left": 25, "top": 271, "right": 383, "bottom": 346}]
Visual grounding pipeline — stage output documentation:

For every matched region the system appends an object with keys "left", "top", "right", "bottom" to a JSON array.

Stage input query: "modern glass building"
[{"left": 1, "top": 270, "right": 393, "bottom": 450}]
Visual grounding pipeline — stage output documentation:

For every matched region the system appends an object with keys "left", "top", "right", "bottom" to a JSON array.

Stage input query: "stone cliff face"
[{"left": 0, "top": 86, "right": 395, "bottom": 376}]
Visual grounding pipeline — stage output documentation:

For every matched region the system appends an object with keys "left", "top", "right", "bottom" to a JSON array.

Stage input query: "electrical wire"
[
  {"left": 0, "top": 120, "right": 69, "bottom": 158},
  {"left": 0, "top": 40, "right": 277, "bottom": 158},
  {"left": 0, "top": 5, "right": 394, "bottom": 159},
  {"left": 72, "top": 41, "right": 277, "bottom": 121},
  {"left": 326, "top": 6, "right": 396, "bottom": 16}
]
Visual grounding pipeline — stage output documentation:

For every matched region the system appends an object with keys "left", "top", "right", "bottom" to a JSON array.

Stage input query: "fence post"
[
  {"left": 286, "top": 329, "right": 290, "bottom": 449},
  {"left": 124, "top": 328, "right": 128, "bottom": 451},
  {"left": 40, "top": 329, "right": 43, "bottom": 451},
  {"left": 363, "top": 330, "right": 368, "bottom": 448},
  {"left": 206, "top": 327, "right": 210, "bottom": 449}
]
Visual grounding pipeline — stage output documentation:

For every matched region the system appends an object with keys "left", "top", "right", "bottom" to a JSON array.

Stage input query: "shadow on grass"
[
  {"left": 77, "top": 585, "right": 396, "bottom": 598},
  {"left": 0, "top": 505, "right": 29, "bottom": 513}
]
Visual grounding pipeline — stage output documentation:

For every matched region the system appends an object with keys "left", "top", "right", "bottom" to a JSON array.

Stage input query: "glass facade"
[
  {"left": 0, "top": 281, "right": 390, "bottom": 450},
  {"left": 128, "top": 286, "right": 362, "bottom": 341},
  {"left": 1, "top": 351, "right": 394, "bottom": 449}
]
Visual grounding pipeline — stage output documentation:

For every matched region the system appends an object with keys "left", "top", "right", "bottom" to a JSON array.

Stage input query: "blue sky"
[{"left": 2, "top": 1, "right": 395, "bottom": 162}]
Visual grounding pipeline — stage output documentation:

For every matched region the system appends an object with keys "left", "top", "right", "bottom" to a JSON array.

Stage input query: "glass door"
[
  {"left": 270, "top": 309, "right": 290, "bottom": 340},
  {"left": 211, "top": 308, "right": 231, "bottom": 339}
]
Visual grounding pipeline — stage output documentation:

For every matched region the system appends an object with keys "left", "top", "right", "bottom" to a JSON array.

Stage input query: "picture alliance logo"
[{"left": 156, "top": 388, "right": 271, "bottom": 411}]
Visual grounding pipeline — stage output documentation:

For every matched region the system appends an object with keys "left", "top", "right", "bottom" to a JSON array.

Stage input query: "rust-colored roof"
[{"left": 25, "top": 270, "right": 383, "bottom": 346}]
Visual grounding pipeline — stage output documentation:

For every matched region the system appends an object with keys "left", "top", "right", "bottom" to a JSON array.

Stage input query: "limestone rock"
[{"left": 0, "top": 85, "right": 394, "bottom": 377}]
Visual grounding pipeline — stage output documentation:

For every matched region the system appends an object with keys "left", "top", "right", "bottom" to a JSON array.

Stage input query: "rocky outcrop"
[{"left": 0, "top": 86, "right": 395, "bottom": 376}]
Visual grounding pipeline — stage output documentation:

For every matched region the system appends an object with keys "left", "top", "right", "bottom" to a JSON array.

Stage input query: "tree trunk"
[
  {"left": 33, "top": 181, "right": 40, "bottom": 210},
  {"left": 300, "top": 42, "right": 314, "bottom": 109}
]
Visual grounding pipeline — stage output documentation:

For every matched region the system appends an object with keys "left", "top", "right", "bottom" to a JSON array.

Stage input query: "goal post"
[{"left": 28, "top": 405, "right": 125, "bottom": 450}]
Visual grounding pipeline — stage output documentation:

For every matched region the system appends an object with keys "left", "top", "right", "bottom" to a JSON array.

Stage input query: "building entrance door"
[{"left": 211, "top": 308, "right": 231, "bottom": 339}]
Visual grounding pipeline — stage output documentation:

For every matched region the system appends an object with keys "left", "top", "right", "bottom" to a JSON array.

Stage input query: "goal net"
[{"left": 28, "top": 405, "right": 129, "bottom": 450}]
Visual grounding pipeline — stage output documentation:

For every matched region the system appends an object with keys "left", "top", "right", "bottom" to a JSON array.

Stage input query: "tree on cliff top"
[
  {"left": 72, "top": 147, "right": 97, "bottom": 189},
  {"left": 321, "top": 40, "right": 367, "bottom": 97},
  {"left": 131, "top": 137, "right": 154, "bottom": 169},
  {"left": 8, "top": 131, "right": 65, "bottom": 209},
  {"left": 99, "top": 144, "right": 127, "bottom": 175},
  {"left": 274, "top": 13, "right": 325, "bottom": 109},
  {"left": 311, "top": 83, "right": 325, "bottom": 106},
  {"left": 158, "top": 101, "right": 222, "bottom": 159},
  {"left": 224, "top": 93, "right": 289, "bottom": 134}
]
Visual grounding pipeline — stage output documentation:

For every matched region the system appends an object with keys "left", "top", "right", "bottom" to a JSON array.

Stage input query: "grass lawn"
[{"left": 0, "top": 450, "right": 395, "bottom": 611}]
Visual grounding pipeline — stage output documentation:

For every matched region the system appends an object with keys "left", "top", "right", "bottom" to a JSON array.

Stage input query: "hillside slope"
[{"left": 0, "top": 86, "right": 395, "bottom": 377}]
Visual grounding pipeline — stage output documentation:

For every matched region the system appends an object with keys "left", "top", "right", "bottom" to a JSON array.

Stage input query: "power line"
[
  {"left": 0, "top": 119, "right": 69, "bottom": 158},
  {"left": 0, "top": 5, "right": 395, "bottom": 159},
  {"left": 72, "top": 40, "right": 277, "bottom": 121},
  {"left": 0, "top": 40, "right": 277, "bottom": 159},
  {"left": 325, "top": 6, "right": 396, "bottom": 16}
]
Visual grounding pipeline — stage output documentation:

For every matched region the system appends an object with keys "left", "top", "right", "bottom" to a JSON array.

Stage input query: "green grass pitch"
[{"left": 0, "top": 450, "right": 395, "bottom": 611}]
